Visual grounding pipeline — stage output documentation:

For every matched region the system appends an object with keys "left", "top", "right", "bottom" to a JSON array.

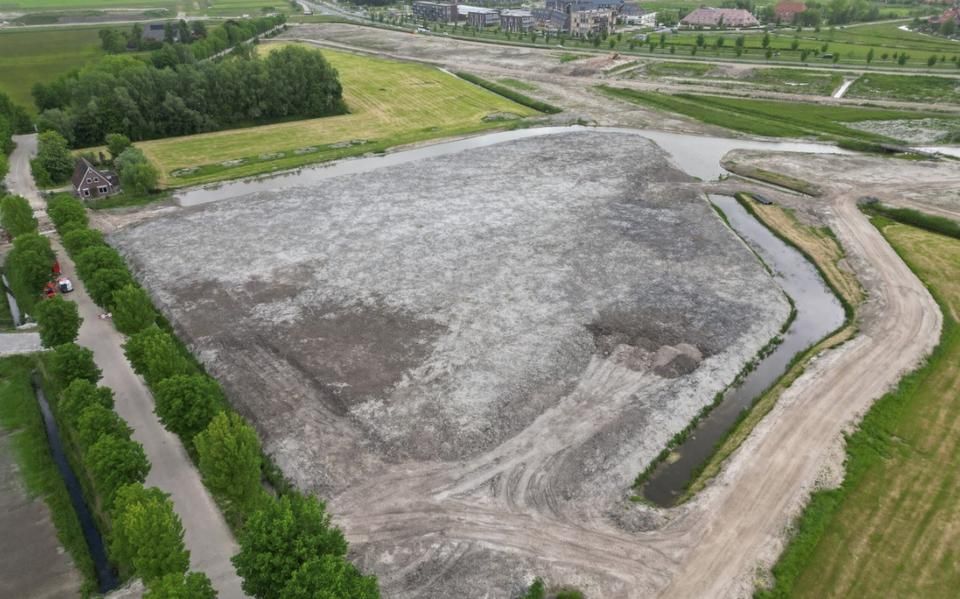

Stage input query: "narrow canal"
[
  {"left": 641, "top": 195, "right": 845, "bottom": 506},
  {"left": 31, "top": 374, "right": 118, "bottom": 593}
]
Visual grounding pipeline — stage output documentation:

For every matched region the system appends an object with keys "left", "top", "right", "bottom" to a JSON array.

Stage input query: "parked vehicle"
[{"left": 57, "top": 277, "right": 74, "bottom": 293}]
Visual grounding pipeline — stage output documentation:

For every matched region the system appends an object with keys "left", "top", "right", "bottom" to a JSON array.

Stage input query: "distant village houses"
[
  {"left": 411, "top": 0, "right": 653, "bottom": 34},
  {"left": 773, "top": 0, "right": 807, "bottom": 23},
  {"left": 500, "top": 9, "right": 535, "bottom": 32},
  {"left": 679, "top": 7, "right": 760, "bottom": 28}
]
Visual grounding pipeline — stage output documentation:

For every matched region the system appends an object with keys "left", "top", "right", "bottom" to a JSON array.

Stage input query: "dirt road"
[{"left": 5, "top": 137, "right": 246, "bottom": 598}]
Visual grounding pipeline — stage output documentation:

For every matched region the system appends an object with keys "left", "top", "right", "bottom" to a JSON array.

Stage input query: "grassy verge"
[
  {"left": 596, "top": 85, "right": 960, "bottom": 147},
  {"left": 454, "top": 72, "right": 562, "bottom": 114},
  {"left": 723, "top": 163, "right": 824, "bottom": 196},
  {"left": 135, "top": 45, "right": 538, "bottom": 187},
  {"left": 0, "top": 355, "right": 97, "bottom": 592},
  {"left": 863, "top": 202, "right": 960, "bottom": 239},
  {"left": 681, "top": 194, "right": 862, "bottom": 501},
  {"left": 86, "top": 190, "right": 171, "bottom": 211},
  {"left": 760, "top": 216, "right": 960, "bottom": 598}
]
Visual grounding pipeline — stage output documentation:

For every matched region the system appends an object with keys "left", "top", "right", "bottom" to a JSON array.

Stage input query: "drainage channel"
[
  {"left": 641, "top": 195, "right": 845, "bottom": 507},
  {"left": 31, "top": 373, "right": 118, "bottom": 593}
]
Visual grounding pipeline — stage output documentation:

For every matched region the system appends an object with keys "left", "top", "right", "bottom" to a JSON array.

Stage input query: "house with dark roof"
[{"left": 72, "top": 158, "right": 119, "bottom": 200}]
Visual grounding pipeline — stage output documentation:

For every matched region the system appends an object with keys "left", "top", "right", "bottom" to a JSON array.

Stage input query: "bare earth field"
[{"left": 111, "top": 131, "right": 791, "bottom": 596}]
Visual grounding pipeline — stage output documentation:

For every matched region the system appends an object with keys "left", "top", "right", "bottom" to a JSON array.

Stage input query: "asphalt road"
[{"left": 5, "top": 135, "right": 246, "bottom": 598}]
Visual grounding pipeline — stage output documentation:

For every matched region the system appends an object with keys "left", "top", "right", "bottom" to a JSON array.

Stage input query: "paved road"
[{"left": 6, "top": 136, "right": 246, "bottom": 598}]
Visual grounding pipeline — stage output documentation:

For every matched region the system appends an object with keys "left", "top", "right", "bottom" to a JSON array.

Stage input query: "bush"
[
  {"left": 123, "top": 326, "right": 192, "bottom": 386},
  {"left": 62, "top": 227, "right": 106, "bottom": 256},
  {"left": 75, "top": 245, "right": 126, "bottom": 281},
  {"left": 1, "top": 195, "right": 38, "bottom": 237},
  {"left": 144, "top": 572, "right": 216, "bottom": 599},
  {"left": 112, "top": 284, "right": 157, "bottom": 335},
  {"left": 154, "top": 374, "right": 224, "bottom": 444},
  {"left": 233, "top": 493, "right": 348, "bottom": 599},
  {"left": 34, "top": 296, "right": 81, "bottom": 347},
  {"left": 106, "top": 133, "right": 132, "bottom": 160},
  {"left": 87, "top": 267, "right": 134, "bottom": 309},
  {"left": 34, "top": 131, "right": 74, "bottom": 184},
  {"left": 86, "top": 434, "right": 150, "bottom": 505},
  {"left": 195, "top": 412, "right": 261, "bottom": 516},
  {"left": 115, "top": 147, "right": 158, "bottom": 195},
  {"left": 521, "top": 578, "right": 546, "bottom": 599},
  {"left": 58, "top": 379, "right": 114, "bottom": 422},
  {"left": 47, "top": 195, "right": 88, "bottom": 231},
  {"left": 50, "top": 343, "right": 101, "bottom": 384},
  {"left": 280, "top": 555, "right": 381, "bottom": 599},
  {"left": 75, "top": 403, "right": 131, "bottom": 450},
  {"left": 455, "top": 72, "right": 562, "bottom": 114},
  {"left": 111, "top": 483, "right": 189, "bottom": 583}
]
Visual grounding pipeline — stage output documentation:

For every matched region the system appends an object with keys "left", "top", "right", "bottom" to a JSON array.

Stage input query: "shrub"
[
  {"left": 112, "top": 284, "right": 157, "bottom": 335},
  {"left": 0, "top": 195, "right": 38, "bottom": 237},
  {"left": 233, "top": 493, "right": 348, "bottom": 598},
  {"left": 106, "top": 133, "right": 132, "bottom": 160},
  {"left": 50, "top": 342, "right": 101, "bottom": 384},
  {"left": 47, "top": 195, "right": 88, "bottom": 231},
  {"left": 86, "top": 434, "right": 150, "bottom": 505},
  {"left": 75, "top": 403, "right": 131, "bottom": 450},
  {"left": 111, "top": 483, "right": 189, "bottom": 583},
  {"left": 144, "top": 572, "right": 216, "bottom": 599},
  {"left": 59, "top": 379, "right": 114, "bottom": 422},
  {"left": 521, "top": 578, "right": 546, "bottom": 599},
  {"left": 115, "top": 147, "right": 158, "bottom": 195},
  {"left": 154, "top": 374, "right": 224, "bottom": 444},
  {"left": 87, "top": 267, "right": 134, "bottom": 309},
  {"left": 34, "top": 296, "right": 82, "bottom": 347},
  {"left": 123, "top": 326, "right": 192, "bottom": 386},
  {"left": 75, "top": 245, "right": 126, "bottom": 281},
  {"left": 195, "top": 412, "right": 261, "bottom": 516},
  {"left": 280, "top": 555, "right": 381, "bottom": 599},
  {"left": 62, "top": 227, "right": 106, "bottom": 256}
]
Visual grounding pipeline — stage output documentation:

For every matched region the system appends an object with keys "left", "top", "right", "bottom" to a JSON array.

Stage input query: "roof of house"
[
  {"left": 775, "top": 1, "right": 807, "bottom": 15},
  {"left": 71, "top": 158, "right": 117, "bottom": 189},
  {"left": 680, "top": 7, "right": 759, "bottom": 27},
  {"left": 501, "top": 9, "right": 533, "bottom": 17},
  {"left": 458, "top": 4, "right": 499, "bottom": 14}
]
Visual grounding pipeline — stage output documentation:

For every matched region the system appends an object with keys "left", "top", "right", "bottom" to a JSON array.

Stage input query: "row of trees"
[
  {"left": 1, "top": 92, "right": 32, "bottom": 188},
  {"left": 33, "top": 44, "right": 345, "bottom": 147},
  {"left": 47, "top": 193, "right": 380, "bottom": 597}
]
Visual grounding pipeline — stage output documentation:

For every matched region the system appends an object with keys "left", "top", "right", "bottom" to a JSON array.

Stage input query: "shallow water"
[{"left": 640, "top": 195, "right": 845, "bottom": 506}]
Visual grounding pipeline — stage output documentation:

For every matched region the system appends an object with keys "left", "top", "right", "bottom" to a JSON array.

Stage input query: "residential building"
[
  {"left": 532, "top": 7, "right": 568, "bottom": 31},
  {"left": 930, "top": 5, "right": 960, "bottom": 26},
  {"left": 412, "top": 1, "right": 458, "bottom": 23},
  {"left": 570, "top": 8, "right": 616, "bottom": 36},
  {"left": 71, "top": 158, "right": 119, "bottom": 200},
  {"left": 620, "top": 3, "right": 656, "bottom": 26},
  {"left": 773, "top": 0, "right": 807, "bottom": 23},
  {"left": 500, "top": 9, "right": 535, "bottom": 32},
  {"left": 142, "top": 21, "right": 178, "bottom": 43},
  {"left": 680, "top": 7, "right": 759, "bottom": 28},
  {"left": 458, "top": 4, "right": 501, "bottom": 27}
]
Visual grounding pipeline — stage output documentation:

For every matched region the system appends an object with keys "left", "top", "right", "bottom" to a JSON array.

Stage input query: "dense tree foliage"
[
  {"left": 144, "top": 571, "right": 217, "bottom": 599},
  {"left": 124, "top": 325, "right": 192, "bottom": 385},
  {"left": 62, "top": 227, "right": 106, "bottom": 256},
  {"left": 75, "top": 245, "right": 126, "bottom": 282},
  {"left": 34, "top": 295, "right": 82, "bottom": 347},
  {"left": 280, "top": 556, "right": 380, "bottom": 599},
  {"left": 106, "top": 133, "right": 132, "bottom": 159},
  {"left": 1, "top": 195, "right": 37, "bottom": 237},
  {"left": 50, "top": 342, "right": 101, "bottom": 384},
  {"left": 47, "top": 194, "right": 89, "bottom": 231},
  {"left": 34, "top": 44, "right": 345, "bottom": 147},
  {"left": 87, "top": 268, "right": 134, "bottom": 309},
  {"left": 115, "top": 147, "right": 158, "bottom": 195},
  {"left": 31, "top": 131, "right": 74, "bottom": 185},
  {"left": 233, "top": 492, "right": 350, "bottom": 598},
  {"left": 0, "top": 92, "right": 31, "bottom": 157},
  {"left": 154, "top": 374, "right": 224, "bottom": 443},
  {"left": 86, "top": 433, "right": 150, "bottom": 504},
  {"left": 59, "top": 379, "right": 114, "bottom": 422},
  {"left": 195, "top": 412, "right": 261, "bottom": 515},
  {"left": 112, "top": 284, "right": 157, "bottom": 335},
  {"left": 111, "top": 483, "right": 189, "bottom": 583},
  {"left": 4, "top": 233, "right": 54, "bottom": 312},
  {"left": 76, "top": 403, "right": 131, "bottom": 450},
  {"left": 100, "top": 16, "right": 282, "bottom": 60}
]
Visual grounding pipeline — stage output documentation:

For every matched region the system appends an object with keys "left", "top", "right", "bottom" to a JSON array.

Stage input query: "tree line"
[
  {"left": 0, "top": 92, "right": 32, "bottom": 188},
  {"left": 47, "top": 194, "right": 380, "bottom": 597},
  {"left": 33, "top": 44, "right": 345, "bottom": 148}
]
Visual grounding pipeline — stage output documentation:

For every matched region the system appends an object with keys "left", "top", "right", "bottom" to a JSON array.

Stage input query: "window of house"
[
  {"left": 94, "top": 177, "right": 100, "bottom": 182},
  {"left": 82, "top": 188, "right": 91, "bottom": 197},
  {"left": 98, "top": 186, "right": 108, "bottom": 194},
  {"left": 86, "top": 178, "right": 92, "bottom": 183}
]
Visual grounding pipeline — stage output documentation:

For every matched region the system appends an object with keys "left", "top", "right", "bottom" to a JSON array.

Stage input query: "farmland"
[
  {"left": 763, "top": 219, "right": 960, "bottom": 599},
  {"left": 137, "top": 44, "right": 540, "bottom": 186},
  {"left": 597, "top": 87, "right": 960, "bottom": 144},
  {"left": 0, "top": 26, "right": 104, "bottom": 111}
]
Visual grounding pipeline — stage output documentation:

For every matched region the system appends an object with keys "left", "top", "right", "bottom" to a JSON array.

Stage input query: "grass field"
[
  {"left": 0, "top": 355, "right": 96, "bottom": 591},
  {"left": 0, "top": 26, "right": 104, "bottom": 111},
  {"left": 848, "top": 73, "right": 960, "bottom": 104},
  {"left": 762, "top": 219, "right": 960, "bottom": 598},
  {"left": 138, "top": 44, "right": 539, "bottom": 187},
  {"left": 597, "top": 86, "right": 959, "bottom": 145},
  {"left": 0, "top": 0, "right": 175, "bottom": 9}
]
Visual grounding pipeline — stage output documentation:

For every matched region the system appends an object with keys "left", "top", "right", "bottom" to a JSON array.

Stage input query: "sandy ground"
[{"left": 0, "top": 429, "right": 83, "bottom": 599}]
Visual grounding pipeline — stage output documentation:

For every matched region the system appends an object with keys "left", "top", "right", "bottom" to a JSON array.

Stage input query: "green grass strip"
[{"left": 456, "top": 72, "right": 562, "bottom": 114}]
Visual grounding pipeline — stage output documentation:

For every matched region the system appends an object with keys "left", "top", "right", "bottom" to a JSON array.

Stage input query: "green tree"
[
  {"left": 76, "top": 404, "right": 131, "bottom": 450},
  {"left": 59, "top": 379, "right": 114, "bottom": 422},
  {"left": 34, "top": 296, "right": 81, "bottom": 347},
  {"left": 145, "top": 572, "right": 216, "bottom": 599},
  {"left": 87, "top": 267, "right": 134, "bottom": 309},
  {"left": 898, "top": 53, "right": 908, "bottom": 65},
  {"left": 4, "top": 232, "right": 54, "bottom": 311},
  {"left": 790, "top": 37, "right": 799, "bottom": 51},
  {"left": 941, "top": 18, "right": 956, "bottom": 37},
  {"left": 112, "top": 284, "right": 157, "bottom": 335},
  {"left": 233, "top": 493, "right": 348, "bottom": 598},
  {"left": 928, "top": 54, "right": 938, "bottom": 67},
  {"left": 154, "top": 374, "right": 224, "bottom": 442},
  {"left": 120, "top": 161, "right": 158, "bottom": 195},
  {"left": 105, "top": 133, "right": 132, "bottom": 160},
  {"left": 75, "top": 245, "right": 126, "bottom": 281},
  {"left": 47, "top": 195, "right": 88, "bottom": 232},
  {"left": 1, "top": 195, "right": 38, "bottom": 237},
  {"left": 696, "top": 33, "right": 705, "bottom": 47},
  {"left": 195, "top": 412, "right": 261, "bottom": 515},
  {"left": 522, "top": 577, "right": 546, "bottom": 599},
  {"left": 34, "top": 131, "right": 74, "bottom": 184},
  {"left": 62, "top": 228, "right": 105, "bottom": 256},
  {"left": 51, "top": 342, "right": 101, "bottom": 384},
  {"left": 866, "top": 47, "right": 874, "bottom": 64},
  {"left": 86, "top": 434, "right": 150, "bottom": 504},
  {"left": 99, "top": 28, "right": 128, "bottom": 54},
  {"left": 762, "top": 32, "right": 770, "bottom": 49},
  {"left": 280, "top": 555, "right": 380, "bottom": 599},
  {"left": 715, "top": 36, "right": 725, "bottom": 49},
  {"left": 111, "top": 483, "right": 189, "bottom": 582},
  {"left": 123, "top": 326, "right": 191, "bottom": 385}
]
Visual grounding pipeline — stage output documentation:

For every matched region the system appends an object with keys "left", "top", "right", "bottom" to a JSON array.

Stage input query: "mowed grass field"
[
  {"left": 2, "top": 0, "right": 175, "bottom": 9},
  {"left": 763, "top": 220, "right": 960, "bottom": 598},
  {"left": 0, "top": 26, "right": 104, "bottom": 110},
  {"left": 139, "top": 44, "right": 539, "bottom": 186}
]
